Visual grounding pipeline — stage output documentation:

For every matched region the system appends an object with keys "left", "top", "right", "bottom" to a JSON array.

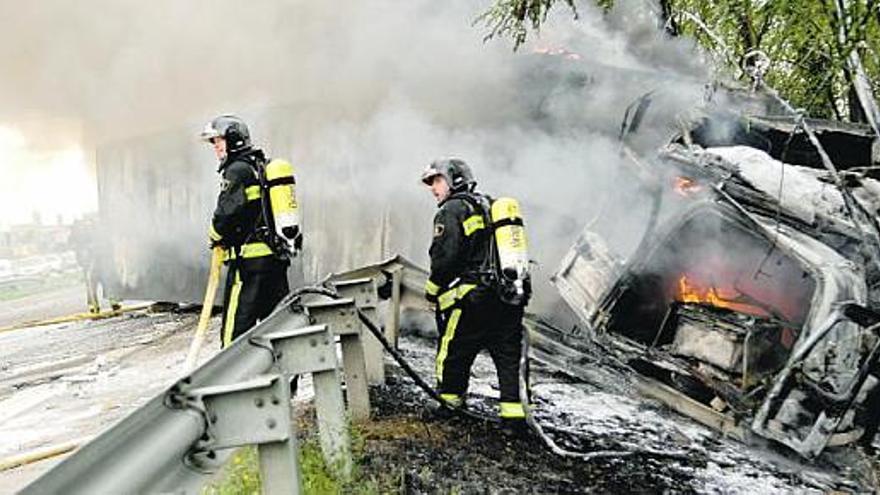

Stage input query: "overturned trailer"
[{"left": 543, "top": 93, "right": 880, "bottom": 458}]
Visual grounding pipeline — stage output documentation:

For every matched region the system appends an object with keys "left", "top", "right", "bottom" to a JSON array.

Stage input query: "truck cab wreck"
[{"left": 544, "top": 89, "right": 880, "bottom": 459}]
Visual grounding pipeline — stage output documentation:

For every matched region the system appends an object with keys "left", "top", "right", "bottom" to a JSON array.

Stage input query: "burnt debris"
[{"left": 542, "top": 85, "right": 880, "bottom": 460}]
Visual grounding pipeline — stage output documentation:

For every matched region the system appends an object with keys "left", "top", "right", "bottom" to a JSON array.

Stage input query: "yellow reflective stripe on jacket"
[
  {"left": 425, "top": 279, "right": 440, "bottom": 296},
  {"left": 499, "top": 401, "right": 525, "bottom": 419},
  {"left": 436, "top": 308, "right": 462, "bottom": 383},
  {"left": 225, "top": 242, "right": 274, "bottom": 260},
  {"left": 245, "top": 185, "right": 262, "bottom": 201},
  {"left": 439, "top": 393, "right": 462, "bottom": 407},
  {"left": 462, "top": 215, "right": 485, "bottom": 236},
  {"left": 241, "top": 242, "right": 273, "bottom": 258},
  {"left": 437, "top": 283, "right": 476, "bottom": 311},
  {"left": 208, "top": 224, "right": 222, "bottom": 242}
]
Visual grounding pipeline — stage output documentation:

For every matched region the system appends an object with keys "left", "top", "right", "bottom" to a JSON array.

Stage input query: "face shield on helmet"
[
  {"left": 200, "top": 115, "right": 252, "bottom": 154},
  {"left": 200, "top": 122, "right": 222, "bottom": 142},
  {"left": 420, "top": 163, "right": 447, "bottom": 186},
  {"left": 421, "top": 158, "right": 475, "bottom": 192}
]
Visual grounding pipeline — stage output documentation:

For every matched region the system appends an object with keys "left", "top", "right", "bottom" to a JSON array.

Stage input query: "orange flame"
[
  {"left": 674, "top": 176, "right": 702, "bottom": 197},
  {"left": 677, "top": 275, "right": 768, "bottom": 317}
]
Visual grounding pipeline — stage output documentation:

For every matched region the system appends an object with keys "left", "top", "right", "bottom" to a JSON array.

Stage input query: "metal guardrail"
[
  {"left": 21, "top": 303, "right": 312, "bottom": 494},
  {"left": 20, "top": 256, "right": 425, "bottom": 494},
  {"left": 20, "top": 287, "right": 382, "bottom": 493}
]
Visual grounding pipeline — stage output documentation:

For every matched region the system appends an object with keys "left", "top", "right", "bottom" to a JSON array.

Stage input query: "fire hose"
[
  {"left": 183, "top": 246, "right": 225, "bottom": 371},
  {"left": 353, "top": 309, "right": 495, "bottom": 424},
  {"left": 352, "top": 303, "right": 689, "bottom": 462}
]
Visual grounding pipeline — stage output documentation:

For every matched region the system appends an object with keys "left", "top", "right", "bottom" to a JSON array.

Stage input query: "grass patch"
[
  {"left": 203, "top": 448, "right": 261, "bottom": 495},
  {"left": 204, "top": 424, "right": 403, "bottom": 494},
  {"left": 358, "top": 417, "right": 442, "bottom": 442}
]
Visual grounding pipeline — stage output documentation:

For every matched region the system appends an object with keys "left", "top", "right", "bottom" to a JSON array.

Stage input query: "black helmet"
[
  {"left": 200, "top": 115, "right": 252, "bottom": 153},
  {"left": 421, "top": 157, "right": 475, "bottom": 192}
]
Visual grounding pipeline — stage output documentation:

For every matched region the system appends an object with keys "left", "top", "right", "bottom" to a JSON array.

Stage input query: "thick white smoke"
[{"left": 1, "top": 0, "right": 712, "bottom": 309}]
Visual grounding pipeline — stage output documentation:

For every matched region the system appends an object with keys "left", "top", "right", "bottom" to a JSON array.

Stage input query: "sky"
[{"left": 0, "top": 121, "right": 95, "bottom": 228}]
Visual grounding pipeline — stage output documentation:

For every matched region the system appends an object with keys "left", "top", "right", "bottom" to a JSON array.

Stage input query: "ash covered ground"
[
  {"left": 358, "top": 334, "right": 878, "bottom": 494},
  {"left": 1, "top": 286, "right": 877, "bottom": 494}
]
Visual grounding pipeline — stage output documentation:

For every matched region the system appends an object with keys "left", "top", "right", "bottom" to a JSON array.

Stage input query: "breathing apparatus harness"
[
  {"left": 240, "top": 151, "right": 302, "bottom": 261},
  {"left": 453, "top": 190, "right": 532, "bottom": 307}
]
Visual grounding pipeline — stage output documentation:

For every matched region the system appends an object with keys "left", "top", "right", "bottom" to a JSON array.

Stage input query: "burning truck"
[{"left": 544, "top": 89, "right": 880, "bottom": 459}]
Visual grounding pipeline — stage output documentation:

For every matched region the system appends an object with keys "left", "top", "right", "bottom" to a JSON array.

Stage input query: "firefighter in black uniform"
[
  {"left": 202, "top": 115, "right": 291, "bottom": 347},
  {"left": 421, "top": 157, "right": 529, "bottom": 421}
]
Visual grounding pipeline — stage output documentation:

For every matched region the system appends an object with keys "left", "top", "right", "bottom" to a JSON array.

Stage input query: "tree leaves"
[
  {"left": 476, "top": 0, "right": 580, "bottom": 48},
  {"left": 480, "top": 0, "right": 879, "bottom": 123}
]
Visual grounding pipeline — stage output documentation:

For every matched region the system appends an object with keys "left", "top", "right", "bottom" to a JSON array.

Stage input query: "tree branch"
[{"left": 659, "top": 0, "right": 678, "bottom": 35}]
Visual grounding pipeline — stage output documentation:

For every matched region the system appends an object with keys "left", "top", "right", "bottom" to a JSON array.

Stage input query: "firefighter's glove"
[{"left": 208, "top": 225, "right": 224, "bottom": 249}]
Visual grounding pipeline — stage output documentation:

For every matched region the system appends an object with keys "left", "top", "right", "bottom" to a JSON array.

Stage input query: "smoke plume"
[{"left": 1, "top": 0, "right": 712, "bottom": 309}]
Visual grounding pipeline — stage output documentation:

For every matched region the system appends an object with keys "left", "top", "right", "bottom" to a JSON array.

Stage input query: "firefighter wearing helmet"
[
  {"left": 202, "top": 115, "right": 296, "bottom": 347},
  {"left": 421, "top": 157, "right": 531, "bottom": 423}
]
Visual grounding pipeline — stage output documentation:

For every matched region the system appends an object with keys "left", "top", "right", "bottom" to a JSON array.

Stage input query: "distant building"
[{"left": 0, "top": 222, "right": 72, "bottom": 258}]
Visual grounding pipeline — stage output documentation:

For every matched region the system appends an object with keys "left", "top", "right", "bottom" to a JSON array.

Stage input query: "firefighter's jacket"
[
  {"left": 208, "top": 148, "right": 275, "bottom": 265},
  {"left": 425, "top": 191, "right": 492, "bottom": 309}
]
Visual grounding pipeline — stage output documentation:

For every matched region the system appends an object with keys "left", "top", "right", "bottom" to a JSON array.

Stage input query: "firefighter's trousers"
[
  {"left": 221, "top": 257, "right": 289, "bottom": 347},
  {"left": 434, "top": 288, "right": 527, "bottom": 418}
]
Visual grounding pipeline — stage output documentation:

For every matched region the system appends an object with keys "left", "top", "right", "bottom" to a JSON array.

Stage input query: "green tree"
[{"left": 480, "top": 0, "right": 880, "bottom": 124}]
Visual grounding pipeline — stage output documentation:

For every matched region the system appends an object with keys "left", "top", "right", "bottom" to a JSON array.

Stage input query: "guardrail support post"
[
  {"left": 260, "top": 324, "right": 353, "bottom": 479},
  {"left": 187, "top": 375, "right": 300, "bottom": 495},
  {"left": 304, "top": 299, "right": 371, "bottom": 421},
  {"left": 330, "top": 278, "right": 385, "bottom": 384},
  {"left": 384, "top": 265, "right": 403, "bottom": 348}
]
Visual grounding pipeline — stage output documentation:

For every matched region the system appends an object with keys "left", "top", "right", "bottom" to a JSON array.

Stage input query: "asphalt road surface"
[
  {"left": 0, "top": 284, "right": 88, "bottom": 329},
  {"left": 0, "top": 287, "right": 221, "bottom": 493}
]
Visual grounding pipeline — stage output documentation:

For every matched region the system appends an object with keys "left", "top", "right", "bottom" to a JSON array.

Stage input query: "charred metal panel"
[
  {"left": 552, "top": 230, "right": 623, "bottom": 331},
  {"left": 668, "top": 304, "right": 787, "bottom": 377}
]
